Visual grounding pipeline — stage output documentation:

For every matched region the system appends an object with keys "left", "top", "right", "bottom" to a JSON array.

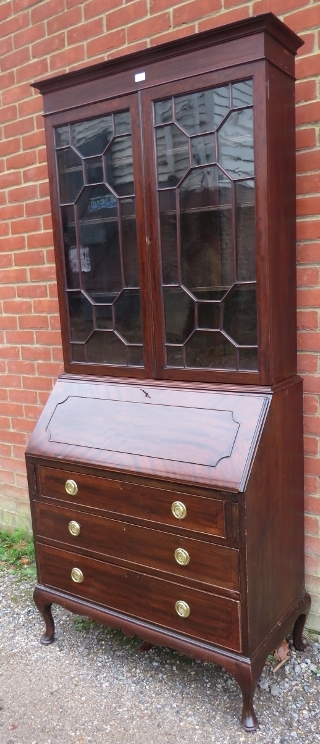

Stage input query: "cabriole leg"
[
  {"left": 33, "top": 587, "right": 55, "bottom": 645},
  {"left": 292, "top": 613, "right": 307, "bottom": 652}
]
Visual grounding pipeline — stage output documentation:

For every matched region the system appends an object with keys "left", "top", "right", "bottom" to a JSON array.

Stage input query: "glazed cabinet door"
[{"left": 45, "top": 94, "right": 154, "bottom": 377}]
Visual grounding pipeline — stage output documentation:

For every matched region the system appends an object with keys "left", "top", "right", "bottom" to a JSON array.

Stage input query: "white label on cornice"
[{"left": 135, "top": 72, "right": 146, "bottom": 82}]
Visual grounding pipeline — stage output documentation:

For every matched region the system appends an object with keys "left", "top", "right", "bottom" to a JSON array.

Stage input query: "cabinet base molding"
[{"left": 33, "top": 584, "right": 311, "bottom": 731}]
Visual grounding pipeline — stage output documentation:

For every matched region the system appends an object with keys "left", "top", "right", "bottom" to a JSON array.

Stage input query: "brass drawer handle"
[
  {"left": 71, "top": 567, "right": 84, "bottom": 583},
  {"left": 171, "top": 501, "right": 187, "bottom": 520},
  {"left": 175, "top": 600, "right": 190, "bottom": 618},
  {"left": 174, "top": 548, "right": 190, "bottom": 566},
  {"left": 65, "top": 479, "right": 78, "bottom": 496},
  {"left": 68, "top": 520, "right": 81, "bottom": 537}
]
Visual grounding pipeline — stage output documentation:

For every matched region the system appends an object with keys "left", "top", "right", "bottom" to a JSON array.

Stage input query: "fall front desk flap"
[{"left": 26, "top": 378, "right": 270, "bottom": 492}]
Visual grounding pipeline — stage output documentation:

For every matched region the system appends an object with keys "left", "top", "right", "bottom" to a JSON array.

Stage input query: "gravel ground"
[{"left": 1, "top": 568, "right": 320, "bottom": 744}]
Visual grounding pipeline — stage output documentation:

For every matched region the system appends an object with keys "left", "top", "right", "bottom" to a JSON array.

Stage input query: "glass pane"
[
  {"left": 68, "top": 292, "right": 93, "bottom": 342},
  {"left": 239, "top": 347, "right": 258, "bottom": 371},
  {"left": 223, "top": 285, "right": 257, "bottom": 345},
  {"left": 71, "top": 344, "right": 86, "bottom": 362},
  {"left": 71, "top": 116, "right": 113, "bottom": 157},
  {"left": 114, "top": 289, "right": 142, "bottom": 343},
  {"left": 197, "top": 303, "right": 220, "bottom": 329},
  {"left": 61, "top": 206, "right": 78, "bottom": 289},
  {"left": 236, "top": 180, "right": 256, "bottom": 281},
  {"left": 191, "top": 135, "right": 215, "bottom": 166},
  {"left": 175, "top": 86, "right": 229, "bottom": 134},
  {"left": 77, "top": 185, "right": 122, "bottom": 298},
  {"left": 192, "top": 289, "right": 227, "bottom": 300},
  {"left": 185, "top": 331, "right": 236, "bottom": 369},
  {"left": 232, "top": 80, "right": 253, "bottom": 108},
  {"left": 114, "top": 110, "right": 131, "bottom": 135},
  {"left": 156, "top": 124, "right": 189, "bottom": 188},
  {"left": 57, "top": 148, "right": 83, "bottom": 203},
  {"left": 85, "top": 157, "right": 104, "bottom": 184},
  {"left": 166, "top": 346, "right": 184, "bottom": 367},
  {"left": 95, "top": 305, "right": 113, "bottom": 329},
  {"left": 163, "top": 287, "right": 194, "bottom": 343},
  {"left": 121, "top": 198, "right": 139, "bottom": 287},
  {"left": 105, "top": 135, "right": 134, "bottom": 196},
  {"left": 155, "top": 99, "right": 173, "bottom": 125},
  {"left": 218, "top": 109, "right": 254, "bottom": 178},
  {"left": 55, "top": 126, "right": 69, "bottom": 147},
  {"left": 128, "top": 346, "right": 144, "bottom": 366},
  {"left": 159, "top": 190, "right": 178, "bottom": 284},
  {"left": 179, "top": 167, "right": 233, "bottom": 289},
  {"left": 86, "top": 331, "right": 128, "bottom": 365}
]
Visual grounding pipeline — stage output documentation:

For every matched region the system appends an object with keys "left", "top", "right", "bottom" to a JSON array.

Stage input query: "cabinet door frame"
[{"left": 44, "top": 93, "right": 155, "bottom": 379}]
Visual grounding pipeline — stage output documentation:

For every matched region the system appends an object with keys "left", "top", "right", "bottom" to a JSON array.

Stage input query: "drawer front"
[
  {"left": 38, "top": 466, "right": 228, "bottom": 539},
  {"left": 37, "top": 543, "right": 241, "bottom": 652},
  {"left": 34, "top": 502, "right": 239, "bottom": 591}
]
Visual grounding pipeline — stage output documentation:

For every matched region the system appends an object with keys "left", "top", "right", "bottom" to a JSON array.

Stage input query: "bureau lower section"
[{"left": 37, "top": 542, "right": 241, "bottom": 652}]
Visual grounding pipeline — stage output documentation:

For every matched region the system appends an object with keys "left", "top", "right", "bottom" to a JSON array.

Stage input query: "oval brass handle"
[
  {"left": 71, "top": 567, "right": 84, "bottom": 583},
  {"left": 174, "top": 548, "right": 190, "bottom": 566},
  {"left": 68, "top": 520, "right": 81, "bottom": 537},
  {"left": 175, "top": 600, "right": 190, "bottom": 618},
  {"left": 65, "top": 479, "right": 78, "bottom": 496},
  {"left": 171, "top": 501, "right": 187, "bottom": 520}
]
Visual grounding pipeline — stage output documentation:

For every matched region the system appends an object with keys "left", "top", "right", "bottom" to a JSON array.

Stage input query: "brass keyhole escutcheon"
[
  {"left": 171, "top": 501, "right": 187, "bottom": 520},
  {"left": 174, "top": 548, "right": 190, "bottom": 566},
  {"left": 68, "top": 520, "right": 81, "bottom": 537},
  {"left": 175, "top": 600, "right": 190, "bottom": 618},
  {"left": 65, "top": 479, "right": 78, "bottom": 496},
  {"left": 71, "top": 567, "right": 84, "bottom": 583}
]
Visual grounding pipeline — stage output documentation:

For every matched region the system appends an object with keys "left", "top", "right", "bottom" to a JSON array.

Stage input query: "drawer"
[
  {"left": 37, "top": 543, "right": 241, "bottom": 652},
  {"left": 38, "top": 466, "right": 231, "bottom": 539},
  {"left": 34, "top": 501, "right": 239, "bottom": 591}
]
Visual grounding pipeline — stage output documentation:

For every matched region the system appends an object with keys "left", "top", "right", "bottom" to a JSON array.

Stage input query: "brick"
[
  {"left": 0, "top": 417, "right": 11, "bottom": 430},
  {"left": 38, "top": 391, "right": 52, "bottom": 406},
  {"left": 3, "top": 299, "right": 32, "bottom": 315},
  {"left": 0, "top": 346, "right": 20, "bottom": 360},
  {"left": 0, "top": 71, "right": 15, "bottom": 92},
  {"left": 107, "top": 0, "right": 147, "bottom": 32},
  {"left": 107, "top": 40, "right": 147, "bottom": 60},
  {"left": 295, "top": 79, "right": 317, "bottom": 104},
  {"left": 296, "top": 173, "right": 320, "bottom": 196},
  {"left": 0, "top": 470, "right": 15, "bottom": 485},
  {"left": 13, "top": 0, "right": 38, "bottom": 11},
  {"left": 7, "top": 360, "right": 36, "bottom": 376},
  {"left": 150, "top": 23, "right": 196, "bottom": 46},
  {"left": 35, "top": 330, "right": 62, "bottom": 346},
  {"left": 29, "top": 265, "right": 57, "bottom": 282},
  {"left": 8, "top": 389, "right": 37, "bottom": 404},
  {"left": 23, "top": 404, "right": 43, "bottom": 420},
  {"left": 1, "top": 171, "right": 22, "bottom": 188},
  {"left": 8, "top": 186, "right": 38, "bottom": 204},
  {"left": 0, "top": 316, "right": 18, "bottom": 331},
  {"left": 14, "top": 21, "right": 46, "bottom": 49},
  {"left": 0, "top": 3, "right": 12, "bottom": 22},
  {"left": 15, "top": 473, "right": 29, "bottom": 489},
  {"left": 0, "top": 204, "right": 24, "bottom": 221},
  {"left": 25, "top": 194, "right": 50, "bottom": 211},
  {"left": 128, "top": 12, "right": 171, "bottom": 43},
  {"left": 52, "top": 346, "right": 64, "bottom": 362},
  {"left": 86, "top": 27, "right": 125, "bottom": 56},
  {"left": 296, "top": 220, "right": 320, "bottom": 242},
  {"left": 32, "top": 31, "right": 65, "bottom": 59},
  {"left": 14, "top": 250, "right": 45, "bottom": 267},
  {"left": 6, "top": 150, "right": 37, "bottom": 170},
  {"left": 21, "top": 345, "right": 51, "bottom": 361},
  {"left": 0, "top": 138, "right": 21, "bottom": 158},
  {"left": 12, "top": 218, "right": 42, "bottom": 236},
  {"left": 47, "top": 6, "right": 83, "bottom": 35},
  {"left": 297, "top": 266, "right": 320, "bottom": 287},
  {"left": 5, "top": 331, "right": 34, "bottom": 345},
  {"left": 297, "top": 241, "right": 320, "bottom": 264},
  {"left": 306, "top": 496, "right": 320, "bottom": 516},
  {"left": 304, "top": 414, "right": 320, "bottom": 436},
  {"left": 297, "top": 310, "right": 319, "bottom": 329},
  {"left": 0, "top": 236, "right": 26, "bottom": 252},
  {"left": 67, "top": 17, "right": 103, "bottom": 45},
  {"left": 0, "top": 287, "right": 16, "bottom": 301},
  {"left": 0, "top": 401, "right": 24, "bottom": 418},
  {"left": 0, "top": 223, "right": 10, "bottom": 238},
  {"left": 33, "top": 298, "right": 59, "bottom": 314},
  {"left": 19, "top": 314, "right": 49, "bottom": 330},
  {"left": 22, "top": 375, "right": 54, "bottom": 392},
  {"left": 27, "top": 230, "right": 54, "bottom": 249},
  {"left": 36, "top": 361, "right": 63, "bottom": 377},
  {"left": 298, "top": 332, "right": 320, "bottom": 352},
  {"left": 1, "top": 46, "right": 30, "bottom": 73},
  {"left": 49, "top": 44, "right": 86, "bottom": 72},
  {"left": 284, "top": 5, "right": 320, "bottom": 34},
  {"left": 298, "top": 350, "right": 319, "bottom": 373},
  {"left": 0, "top": 254, "right": 13, "bottom": 269},
  {"left": 18, "top": 97, "right": 43, "bottom": 119},
  {"left": 305, "top": 554, "right": 320, "bottom": 574},
  {"left": 150, "top": 0, "right": 186, "bottom": 9},
  {"left": 22, "top": 129, "right": 46, "bottom": 150},
  {"left": 16, "top": 57, "right": 49, "bottom": 84},
  {"left": 2, "top": 83, "right": 30, "bottom": 106},
  {"left": 174, "top": 0, "right": 221, "bottom": 26},
  {"left": 303, "top": 395, "right": 319, "bottom": 415},
  {"left": 296, "top": 101, "right": 320, "bottom": 127},
  {"left": 84, "top": 0, "right": 121, "bottom": 19},
  {"left": 0, "top": 104, "right": 18, "bottom": 125},
  {"left": 17, "top": 285, "right": 48, "bottom": 299},
  {"left": 297, "top": 31, "right": 316, "bottom": 57},
  {"left": 198, "top": 6, "right": 250, "bottom": 32},
  {"left": 296, "top": 150, "right": 320, "bottom": 173},
  {"left": 31, "top": 0, "right": 65, "bottom": 24}
]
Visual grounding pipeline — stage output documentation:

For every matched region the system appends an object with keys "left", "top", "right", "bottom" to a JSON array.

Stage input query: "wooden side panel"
[{"left": 245, "top": 379, "right": 304, "bottom": 653}]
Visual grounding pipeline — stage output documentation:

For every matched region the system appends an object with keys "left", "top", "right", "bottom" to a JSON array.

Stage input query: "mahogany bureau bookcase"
[{"left": 25, "top": 13, "right": 310, "bottom": 730}]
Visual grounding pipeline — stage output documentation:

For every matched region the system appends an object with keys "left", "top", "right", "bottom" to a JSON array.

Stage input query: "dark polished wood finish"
[{"left": 26, "top": 14, "right": 309, "bottom": 732}]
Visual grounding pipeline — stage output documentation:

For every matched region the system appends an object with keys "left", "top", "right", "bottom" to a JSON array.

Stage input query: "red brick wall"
[{"left": 0, "top": 0, "right": 319, "bottom": 627}]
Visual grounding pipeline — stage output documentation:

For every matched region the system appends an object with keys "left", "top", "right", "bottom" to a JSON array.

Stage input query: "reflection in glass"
[
  {"left": 175, "top": 86, "right": 229, "bottom": 135},
  {"left": 232, "top": 80, "right": 253, "bottom": 108},
  {"left": 95, "top": 305, "right": 113, "bottom": 329},
  {"left": 156, "top": 124, "right": 189, "bottom": 187},
  {"left": 121, "top": 198, "right": 139, "bottom": 287},
  {"left": 71, "top": 344, "right": 86, "bottom": 362},
  {"left": 86, "top": 330, "right": 127, "bottom": 365},
  {"left": 57, "top": 148, "right": 83, "bottom": 203},
  {"left": 223, "top": 285, "right": 257, "bottom": 345},
  {"left": 166, "top": 346, "right": 184, "bottom": 367},
  {"left": 114, "top": 110, "right": 131, "bottom": 135},
  {"left": 71, "top": 116, "right": 113, "bottom": 157},
  {"left": 114, "top": 290, "right": 142, "bottom": 343},
  {"left": 85, "top": 157, "right": 104, "bottom": 184},
  {"left": 55, "top": 126, "right": 70, "bottom": 147},
  {"left": 239, "top": 347, "right": 258, "bottom": 371},
  {"left": 197, "top": 303, "right": 220, "bottom": 329},
  {"left": 185, "top": 331, "right": 236, "bottom": 368},
  {"left": 236, "top": 180, "right": 256, "bottom": 281},
  {"left": 155, "top": 99, "right": 173, "bottom": 125},
  {"left": 163, "top": 287, "right": 194, "bottom": 343},
  {"left": 191, "top": 135, "right": 215, "bottom": 165},
  {"left": 106, "top": 135, "right": 134, "bottom": 196},
  {"left": 218, "top": 109, "right": 254, "bottom": 178},
  {"left": 77, "top": 185, "right": 122, "bottom": 297},
  {"left": 128, "top": 346, "right": 144, "bottom": 366},
  {"left": 179, "top": 167, "right": 233, "bottom": 289},
  {"left": 68, "top": 291, "right": 93, "bottom": 341},
  {"left": 61, "top": 206, "right": 78, "bottom": 289},
  {"left": 159, "top": 190, "right": 178, "bottom": 284}
]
